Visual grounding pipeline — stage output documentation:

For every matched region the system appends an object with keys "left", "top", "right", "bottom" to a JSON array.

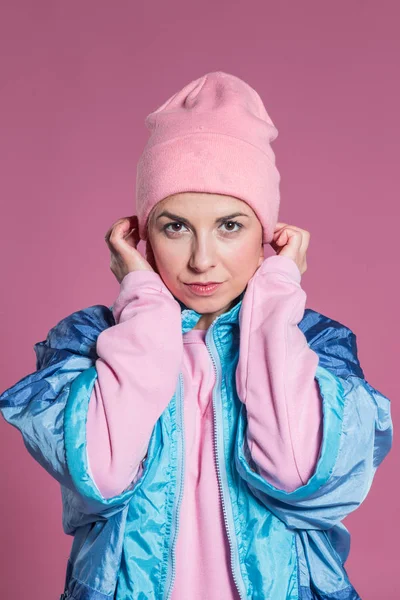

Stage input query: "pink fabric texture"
[
  {"left": 135, "top": 71, "right": 280, "bottom": 245},
  {"left": 235, "top": 254, "right": 323, "bottom": 491},
  {"left": 86, "top": 255, "right": 323, "bottom": 596},
  {"left": 172, "top": 328, "right": 240, "bottom": 599},
  {"left": 86, "top": 270, "right": 184, "bottom": 498}
]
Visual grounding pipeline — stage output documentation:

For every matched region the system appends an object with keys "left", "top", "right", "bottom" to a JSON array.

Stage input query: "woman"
[{"left": 0, "top": 72, "right": 393, "bottom": 600}]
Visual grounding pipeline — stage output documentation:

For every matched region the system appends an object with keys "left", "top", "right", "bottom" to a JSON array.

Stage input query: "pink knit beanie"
[{"left": 135, "top": 70, "right": 280, "bottom": 244}]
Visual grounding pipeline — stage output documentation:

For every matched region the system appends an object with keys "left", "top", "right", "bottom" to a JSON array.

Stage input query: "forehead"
[{"left": 155, "top": 192, "right": 253, "bottom": 216}]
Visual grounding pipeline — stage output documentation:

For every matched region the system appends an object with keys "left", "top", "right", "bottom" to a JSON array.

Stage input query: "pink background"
[{"left": 0, "top": 1, "right": 398, "bottom": 599}]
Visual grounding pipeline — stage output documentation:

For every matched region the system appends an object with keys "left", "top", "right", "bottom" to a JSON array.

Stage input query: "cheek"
[
  {"left": 224, "top": 239, "right": 261, "bottom": 272},
  {"left": 152, "top": 242, "right": 184, "bottom": 276}
]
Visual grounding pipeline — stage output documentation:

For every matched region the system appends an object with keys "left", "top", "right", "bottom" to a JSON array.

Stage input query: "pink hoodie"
[{"left": 86, "top": 254, "right": 323, "bottom": 599}]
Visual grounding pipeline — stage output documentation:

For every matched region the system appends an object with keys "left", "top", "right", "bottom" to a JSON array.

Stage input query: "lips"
[{"left": 185, "top": 282, "right": 223, "bottom": 296}]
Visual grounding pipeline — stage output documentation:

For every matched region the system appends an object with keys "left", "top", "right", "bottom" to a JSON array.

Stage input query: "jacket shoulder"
[
  {"left": 299, "top": 308, "right": 364, "bottom": 380},
  {"left": 34, "top": 304, "right": 116, "bottom": 370}
]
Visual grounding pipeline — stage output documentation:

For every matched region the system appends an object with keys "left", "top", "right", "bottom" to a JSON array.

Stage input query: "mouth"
[{"left": 184, "top": 282, "right": 223, "bottom": 296}]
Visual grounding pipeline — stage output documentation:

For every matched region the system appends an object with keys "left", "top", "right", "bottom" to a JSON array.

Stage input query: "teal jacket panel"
[{"left": 0, "top": 299, "right": 393, "bottom": 600}]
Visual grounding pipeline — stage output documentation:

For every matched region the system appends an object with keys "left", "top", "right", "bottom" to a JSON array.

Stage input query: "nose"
[{"left": 188, "top": 235, "right": 217, "bottom": 272}]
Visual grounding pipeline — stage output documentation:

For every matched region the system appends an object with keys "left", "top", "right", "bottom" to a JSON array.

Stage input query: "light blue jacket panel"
[{"left": 0, "top": 299, "right": 393, "bottom": 600}]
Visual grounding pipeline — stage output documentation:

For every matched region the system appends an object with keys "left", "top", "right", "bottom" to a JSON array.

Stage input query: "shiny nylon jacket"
[{"left": 0, "top": 295, "right": 393, "bottom": 600}]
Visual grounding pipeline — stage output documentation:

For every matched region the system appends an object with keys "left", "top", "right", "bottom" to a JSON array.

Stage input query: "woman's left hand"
[{"left": 269, "top": 222, "right": 310, "bottom": 276}]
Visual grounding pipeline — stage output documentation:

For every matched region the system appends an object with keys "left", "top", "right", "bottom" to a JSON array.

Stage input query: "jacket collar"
[{"left": 175, "top": 288, "right": 246, "bottom": 335}]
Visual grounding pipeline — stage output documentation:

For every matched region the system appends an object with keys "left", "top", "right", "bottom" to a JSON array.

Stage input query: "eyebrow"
[{"left": 156, "top": 211, "right": 251, "bottom": 225}]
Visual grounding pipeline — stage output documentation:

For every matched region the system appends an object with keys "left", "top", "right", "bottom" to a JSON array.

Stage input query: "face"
[{"left": 146, "top": 192, "right": 265, "bottom": 329}]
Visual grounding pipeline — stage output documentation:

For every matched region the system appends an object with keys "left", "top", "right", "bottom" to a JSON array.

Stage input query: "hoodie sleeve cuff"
[
  {"left": 259, "top": 255, "right": 302, "bottom": 284},
  {"left": 120, "top": 270, "right": 174, "bottom": 297},
  {"left": 64, "top": 367, "right": 138, "bottom": 509}
]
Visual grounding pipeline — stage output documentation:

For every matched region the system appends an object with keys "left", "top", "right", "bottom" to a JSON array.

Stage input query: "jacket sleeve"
[
  {"left": 234, "top": 254, "right": 393, "bottom": 530},
  {"left": 0, "top": 271, "right": 184, "bottom": 518}
]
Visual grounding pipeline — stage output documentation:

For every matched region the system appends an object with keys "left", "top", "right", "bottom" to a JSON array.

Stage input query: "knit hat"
[{"left": 135, "top": 70, "right": 280, "bottom": 244}]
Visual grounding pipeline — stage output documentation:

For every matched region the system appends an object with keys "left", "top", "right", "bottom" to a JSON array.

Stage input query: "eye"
[
  {"left": 163, "top": 222, "right": 188, "bottom": 235},
  {"left": 162, "top": 220, "right": 244, "bottom": 236},
  {"left": 221, "top": 220, "right": 243, "bottom": 234}
]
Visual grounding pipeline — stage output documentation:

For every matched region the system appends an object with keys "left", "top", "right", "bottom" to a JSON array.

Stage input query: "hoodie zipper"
[
  {"left": 205, "top": 320, "right": 248, "bottom": 600},
  {"left": 164, "top": 372, "right": 185, "bottom": 600},
  {"left": 164, "top": 317, "right": 247, "bottom": 599}
]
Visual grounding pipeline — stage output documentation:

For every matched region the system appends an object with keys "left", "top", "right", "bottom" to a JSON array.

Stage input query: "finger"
[
  {"left": 275, "top": 228, "right": 302, "bottom": 246},
  {"left": 299, "top": 230, "right": 310, "bottom": 255},
  {"left": 105, "top": 219, "right": 126, "bottom": 243},
  {"left": 271, "top": 225, "right": 297, "bottom": 242},
  {"left": 122, "top": 228, "right": 135, "bottom": 239},
  {"left": 272, "top": 225, "right": 310, "bottom": 248},
  {"left": 109, "top": 219, "right": 133, "bottom": 244},
  {"left": 274, "top": 222, "right": 310, "bottom": 235},
  {"left": 120, "top": 227, "right": 141, "bottom": 252},
  {"left": 273, "top": 222, "right": 288, "bottom": 235},
  {"left": 274, "top": 221, "right": 289, "bottom": 229},
  {"left": 271, "top": 228, "right": 303, "bottom": 253}
]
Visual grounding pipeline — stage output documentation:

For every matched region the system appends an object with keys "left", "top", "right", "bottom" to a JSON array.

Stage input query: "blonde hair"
[
  {"left": 146, "top": 204, "right": 158, "bottom": 235},
  {"left": 145, "top": 196, "right": 170, "bottom": 238}
]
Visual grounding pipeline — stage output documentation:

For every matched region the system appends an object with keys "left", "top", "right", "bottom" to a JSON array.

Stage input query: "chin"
[{"left": 193, "top": 296, "right": 236, "bottom": 312}]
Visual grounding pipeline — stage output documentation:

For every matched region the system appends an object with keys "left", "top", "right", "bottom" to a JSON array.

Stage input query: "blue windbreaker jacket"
[{"left": 0, "top": 295, "right": 393, "bottom": 600}]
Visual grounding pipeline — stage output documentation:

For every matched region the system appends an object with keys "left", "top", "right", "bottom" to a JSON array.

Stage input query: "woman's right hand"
[{"left": 104, "top": 216, "right": 156, "bottom": 284}]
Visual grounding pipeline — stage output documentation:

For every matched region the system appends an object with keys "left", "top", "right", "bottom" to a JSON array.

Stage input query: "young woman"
[{"left": 0, "top": 72, "right": 393, "bottom": 600}]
